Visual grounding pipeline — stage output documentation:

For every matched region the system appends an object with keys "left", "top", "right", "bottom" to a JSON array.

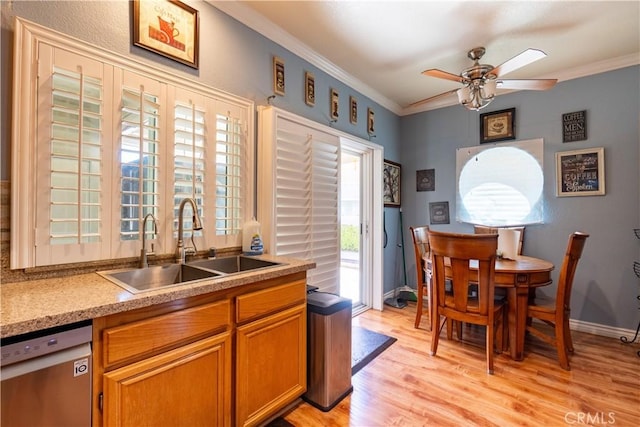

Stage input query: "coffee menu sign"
[
  {"left": 555, "top": 147, "right": 605, "bottom": 197},
  {"left": 563, "top": 110, "right": 587, "bottom": 142}
]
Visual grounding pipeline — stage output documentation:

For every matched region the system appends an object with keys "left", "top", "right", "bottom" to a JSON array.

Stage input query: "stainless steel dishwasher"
[{"left": 1, "top": 320, "right": 92, "bottom": 427}]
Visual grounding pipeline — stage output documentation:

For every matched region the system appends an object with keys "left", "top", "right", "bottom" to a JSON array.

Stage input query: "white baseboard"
[
  {"left": 381, "top": 290, "right": 638, "bottom": 341},
  {"left": 569, "top": 318, "right": 638, "bottom": 340}
]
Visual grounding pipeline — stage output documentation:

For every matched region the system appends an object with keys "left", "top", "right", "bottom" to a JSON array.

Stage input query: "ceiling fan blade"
[
  {"left": 497, "top": 79, "right": 558, "bottom": 90},
  {"left": 408, "top": 89, "right": 459, "bottom": 108},
  {"left": 422, "top": 68, "right": 465, "bottom": 84},
  {"left": 488, "top": 48, "right": 547, "bottom": 77}
]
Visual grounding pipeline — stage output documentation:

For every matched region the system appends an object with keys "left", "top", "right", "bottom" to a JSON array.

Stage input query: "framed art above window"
[
  {"left": 330, "top": 88, "right": 339, "bottom": 120},
  {"left": 132, "top": 0, "right": 200, "bottom": 69},
  {"left": 480, "top": 108, "right": 516, "bottom": 143},
  {"left": 305, "top": 72, "right": 315, "bottom": 106}
]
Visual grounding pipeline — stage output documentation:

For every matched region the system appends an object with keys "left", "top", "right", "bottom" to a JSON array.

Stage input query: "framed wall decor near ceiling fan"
[{"left": 410, "top": 47, "right": 558, "bottom": 111}]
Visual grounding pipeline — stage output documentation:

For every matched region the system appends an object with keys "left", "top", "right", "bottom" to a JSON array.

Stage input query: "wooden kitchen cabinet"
[
  {"left": 92, "top": 272, "right": 308, "bottom": 427},
  {"left": 235, "top": 280, "right": 307, "bottom": 427},
  {"left": 103, "top": 333, "right": 231, "bottom": 426},
  {"left": 93, "top": 297, "right": 233, "bottom": 427}
]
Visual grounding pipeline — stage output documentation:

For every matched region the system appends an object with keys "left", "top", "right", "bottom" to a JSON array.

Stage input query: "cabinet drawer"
[
  {"left": 103, "top": 299, "right": 231, "bottom": 367},
  {"left": 236, "top": 280, "right": 306, "bottom": 324}
]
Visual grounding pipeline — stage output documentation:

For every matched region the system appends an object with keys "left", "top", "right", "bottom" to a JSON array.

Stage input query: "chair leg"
[
  {"left": 563, "top": 315, "right": 574, "bottom": 353},
  {"left": 555, "top": 321, "right": 571, "bottom": 370},
  {"left": 502, "top": 308, "right": 510, "bottom": 352},
  {"left": 426, "top": 282, "right": 432, "bottom": 332},
  {"left": 414, "top": 283, "right": 424, "bottom": 328},
  {"left": 495, "top": 309, "right": 504, "bottom": 355},
  {"left": 430, "top": 315, "right": 443, "bottom": 356},
  {"left": 446, "top": 318, "right": 453, "bottom": 340},
  {"left": 455, "top": 320, "right": 463, "bottom": 340},
  {"left": 487, "top": 319, "right": 495, "bottom": 375}
]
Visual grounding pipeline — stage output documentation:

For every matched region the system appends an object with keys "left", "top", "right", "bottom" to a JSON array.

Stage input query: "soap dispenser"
[{"left": 242, "top": 218, "right": 264, "bottom": 255}]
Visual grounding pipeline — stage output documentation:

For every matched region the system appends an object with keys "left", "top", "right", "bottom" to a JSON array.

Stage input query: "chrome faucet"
[
  {"left": 176, "top": 197, "right": 203, "bottom": 264},
  {"left": 140, "top": 213, "right": 158, "bottom": 268}
]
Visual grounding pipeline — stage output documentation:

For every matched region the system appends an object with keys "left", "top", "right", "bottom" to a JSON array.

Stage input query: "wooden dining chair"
[
  {"left": 410, "top": 226, "right": 431, "bottom": 330},
  {"left": 474, "top": 225, "right": 525, "bottom": 255},
  {"left": 428, "top": 230, "right": 505, "bottom": 374},
  {"left": 526, "top": 232, "right": 589, "bottom": 370}
]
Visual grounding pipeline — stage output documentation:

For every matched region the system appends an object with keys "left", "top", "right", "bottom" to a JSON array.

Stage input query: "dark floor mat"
[
  {"left": 351, "top": 326, "right": 397, "bottom": 375},
  {"left": 265, "top": 417, "right": 295, "bottom": 427}
]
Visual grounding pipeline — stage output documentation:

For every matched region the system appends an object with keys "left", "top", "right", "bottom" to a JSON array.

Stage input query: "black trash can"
[{"left": 303, "top": 292, "right": 353, "bottom": 412}]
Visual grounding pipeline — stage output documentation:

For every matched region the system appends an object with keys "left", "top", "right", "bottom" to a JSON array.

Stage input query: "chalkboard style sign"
[
  {"left": 429, "top": 201, "right": 450, "bottom": 224},
  {"left": 563, "top": 110, "right": 587, "bottom": 142},
  {"left": 416, "top": 169, "right": 435, "bottom": 192},
  {"left": 556, "top": 147, "right": 605, "bottom": 197}
]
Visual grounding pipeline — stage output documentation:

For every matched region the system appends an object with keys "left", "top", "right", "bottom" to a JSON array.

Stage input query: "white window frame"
[{"left": 11, "top": 18, "right": 254, "bottom": 268}]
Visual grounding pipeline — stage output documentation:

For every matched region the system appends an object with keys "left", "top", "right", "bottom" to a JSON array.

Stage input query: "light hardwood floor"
[{"left": 283, "top": 302, "right": 640, "bottom": 426}]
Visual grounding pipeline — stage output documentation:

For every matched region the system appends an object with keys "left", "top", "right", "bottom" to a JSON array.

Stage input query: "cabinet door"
[
  {"left": 103, "top": 333, "right": 231, "bottom": 427},
  {"left": 236, "top": 304, "right": 306, "bottom": 427}
]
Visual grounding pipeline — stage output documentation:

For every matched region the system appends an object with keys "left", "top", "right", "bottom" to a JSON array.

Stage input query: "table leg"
[{"left": 507, "top": 287, "right": 529, "bottom": 361}]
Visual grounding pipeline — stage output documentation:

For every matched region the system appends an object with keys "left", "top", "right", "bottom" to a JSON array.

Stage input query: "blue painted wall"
[
  {"left": 401, "top": 66, "right": 640, "bottom": 329},
  {"left": 0, "top": 0, "right": 401, "bottom": 295},
  {"left": 1, "top": 1, "right": 638, "bottom": 330}
]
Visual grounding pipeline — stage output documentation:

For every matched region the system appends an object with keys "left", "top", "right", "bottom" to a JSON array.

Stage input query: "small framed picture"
[
  {"left": 480, "top": 108, "right": 516, "bottom": 143},
  {"left": 330, "top": 89, "right": 339, "bottom": 120},
  {"left": 556, "top": 147, "right": 605, "bottom": 197},
  {"left": 132, "top": 0, "right": 199, "bottom": 69},
  {"left": 349, "top": 96, "right": 358, "bottom": 124},
  {"left": 562, "top": 110, "right": 587, "bottom": 142},
  {"left": 383, "top": 159, "right": 401, "bottom": 207},
  {"left": 429, "top": 201, "right": 450, "bottom": 225},
  {"left": 273, "top": 56, "right": 285, "bottom": 96},
  {"left": 367, "top": 108, "right": 375, "bottom": 134},
  {"left": 416, "top": 169, "right": 435, "bottom": 192},
  {"left": 305, "top": 72, "right": 315, "bottom": 106}
]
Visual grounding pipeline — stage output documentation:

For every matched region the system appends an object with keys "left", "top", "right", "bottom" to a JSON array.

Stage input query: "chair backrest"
[
  {"left": 410, "top": 226, "right": 430, "bottom": 285},
  {"left": 474, "top": 225, "right": 525, "bottom": 255},
  {"left": 428, "top": 230, "right": 498, "bottom": 320},
  {"left": 556, "top": 232, "right": 589, "bottom": 312}
]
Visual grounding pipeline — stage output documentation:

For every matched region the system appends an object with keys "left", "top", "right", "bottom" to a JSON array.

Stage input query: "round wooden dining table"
[{"left": 424, "top": 255, "right": 555, "bottom": 361}]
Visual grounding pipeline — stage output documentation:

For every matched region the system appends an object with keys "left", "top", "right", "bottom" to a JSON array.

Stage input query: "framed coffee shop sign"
[
  {"left": 133, "top": 0, "right": 200, "bottom": 68},
  {"left": 556, "top": 147, "right": 605, "bottom": 197}
]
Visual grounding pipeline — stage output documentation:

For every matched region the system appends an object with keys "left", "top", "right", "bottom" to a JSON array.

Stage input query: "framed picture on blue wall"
[
  {"left": 132, "top": 0, "right": 199, "bottom": 69},
  {"left": 383, "top": 160, "right": 401, "bottom": 207},
  {"left": 555, "top": 147, "right": 605, "bottom": 197},
  {"left": 480, "top": 108, "right": 516, "bottom": 143}
]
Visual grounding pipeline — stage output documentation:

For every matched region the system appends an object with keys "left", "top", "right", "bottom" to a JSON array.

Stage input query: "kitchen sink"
[
  {"left": 98, "top": 263, "right": 223, "bottom": 294},
  {"left": 187, "top": 255, "right": 283, "bottom": 274}
]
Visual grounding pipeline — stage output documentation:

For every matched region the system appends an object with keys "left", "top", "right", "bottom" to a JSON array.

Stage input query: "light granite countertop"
[{"left": 1, "top": 255, "right": 315, "bottom": 339}]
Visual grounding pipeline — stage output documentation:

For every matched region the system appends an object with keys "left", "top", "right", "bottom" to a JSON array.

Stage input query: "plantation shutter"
[
  {"left": 112, "top": 69, "right": 165, "bottom": 257},
  {"left": 34, "top": 44, "right": 112, "bottom": 265},
  {"left": 259, "top": 108, "right": 340, "bottom": 293}
]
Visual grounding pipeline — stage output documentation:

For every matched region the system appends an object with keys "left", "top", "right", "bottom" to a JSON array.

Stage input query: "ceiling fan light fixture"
[
  {"left": 458, "top": 81, "right": 494, "bottom": 111},
  {"left": 457, "top": 86, "right": 471, "bottom": 104},
  {"left": 483, "top": 78, "right": 497, "bottom": 99}
]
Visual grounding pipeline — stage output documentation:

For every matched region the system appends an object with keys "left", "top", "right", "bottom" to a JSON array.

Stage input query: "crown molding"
[
  {"left": 211, "top": 1, "right": 638, "bottom": 117},
  {"left": 210, "top": 1, "right": 403, "bottom": 115}
]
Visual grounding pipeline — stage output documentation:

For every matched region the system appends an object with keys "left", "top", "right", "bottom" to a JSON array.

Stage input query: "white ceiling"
[{"left": 213, "top": 1, "right": 640, "bottom": 115}]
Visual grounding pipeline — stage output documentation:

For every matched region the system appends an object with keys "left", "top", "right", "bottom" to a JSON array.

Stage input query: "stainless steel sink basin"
[
  {"left": 98, "top": 263, "right": 222, "bottom": 294},
  {"left": 187, "top": 255, "right": 283, "bottom": 274}
]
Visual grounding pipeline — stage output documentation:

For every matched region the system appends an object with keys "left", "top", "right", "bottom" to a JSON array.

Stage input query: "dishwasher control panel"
[{"left": 1, "top": 322, "right": 92, "bottom": 366}]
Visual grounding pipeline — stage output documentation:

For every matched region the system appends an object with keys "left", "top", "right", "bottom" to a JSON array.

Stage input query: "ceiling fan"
[{"left": 410, "top": 47, "right": 558, "bottom": 111}]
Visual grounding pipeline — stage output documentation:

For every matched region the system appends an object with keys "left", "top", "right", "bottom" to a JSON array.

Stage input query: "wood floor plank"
[{"left": 283, "top": 302, "right": 640, "bottom": 426}]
